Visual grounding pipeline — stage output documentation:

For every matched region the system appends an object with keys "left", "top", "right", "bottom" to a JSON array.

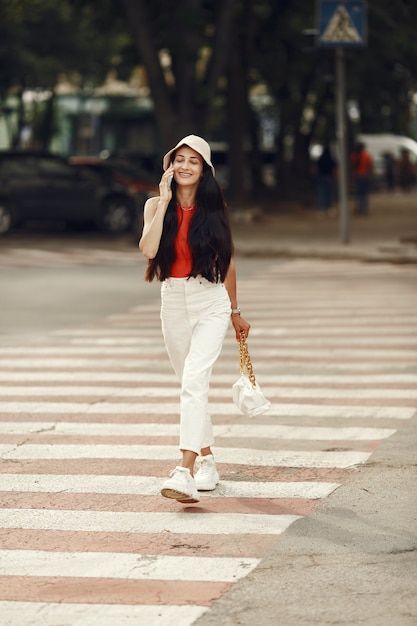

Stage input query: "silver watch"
[{"left": 231, "top": 307, "right": 241, "bottom": 315}]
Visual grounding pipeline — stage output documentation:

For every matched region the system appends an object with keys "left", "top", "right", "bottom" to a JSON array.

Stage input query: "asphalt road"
[
  {"left": 0, "top": 238, "right": 416, "bottom": 625},
  {"left": 0, "top": 263, "right": 154, "bottom": 343},
  {"left": 0, "top": 243, "right": 271, "bottom": 343}
]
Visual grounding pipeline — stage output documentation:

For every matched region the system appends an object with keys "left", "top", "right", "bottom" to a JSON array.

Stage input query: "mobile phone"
[{"left": 167, "top": 175, "right": 173, "bottom": 190}]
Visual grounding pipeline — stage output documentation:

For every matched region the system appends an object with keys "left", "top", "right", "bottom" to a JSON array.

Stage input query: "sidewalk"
[
  {"left": 231, "top": 190, "right": 417, "bottom": 263},
  {"left": 196, "top": 411, "right": 417, "bottom": 626}
]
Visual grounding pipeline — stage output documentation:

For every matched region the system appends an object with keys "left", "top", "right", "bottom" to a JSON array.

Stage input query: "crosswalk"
[{"left": 0, "top": 258, "right": 416, "bottom": 625}]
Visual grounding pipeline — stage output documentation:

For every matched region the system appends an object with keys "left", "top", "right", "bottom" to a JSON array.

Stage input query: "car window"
[
  {"left": 0, "top": 157, "right": 38, "bottom": 178},
  {"left": 71, "top": 164, "right": 106, "bottom": 183},
  {"left": 38, "top": 158, "right": 77, "bottom": 179}
]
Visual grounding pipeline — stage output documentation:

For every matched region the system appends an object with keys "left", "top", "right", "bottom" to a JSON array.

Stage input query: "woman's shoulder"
[
  {"left": 145, "top": 195, "right": 160, "bottom": 207},
  {"left": 143, "top": 195, "right": 161, "bottom": 215}
]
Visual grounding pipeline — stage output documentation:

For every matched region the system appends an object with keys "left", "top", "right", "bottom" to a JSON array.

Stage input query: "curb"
[{"left": 234, "top": 242, "right": 417, "bottom": 264}]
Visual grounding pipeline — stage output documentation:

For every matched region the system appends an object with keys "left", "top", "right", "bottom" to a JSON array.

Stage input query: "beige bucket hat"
[{"left": 163, "top": 134, "right": 215, "bottom": 175}]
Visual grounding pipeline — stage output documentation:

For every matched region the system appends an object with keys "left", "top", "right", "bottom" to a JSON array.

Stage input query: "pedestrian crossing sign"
[{"left": 318, "top": 0, "right": 367, "bottom": 47}]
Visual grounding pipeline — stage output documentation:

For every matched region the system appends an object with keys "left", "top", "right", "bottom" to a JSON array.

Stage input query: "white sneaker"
[
  {"left": 194, "top": 454, "right": 220, "bottom": 491},
  {"left": 161, "top": 466, "right": 200, "bottom": 503}
]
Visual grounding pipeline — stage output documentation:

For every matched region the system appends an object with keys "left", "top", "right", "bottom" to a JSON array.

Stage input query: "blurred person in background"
[
  {"left": 350, "top": 142, "right": 373, "bottom": 216},
  {"left": 315, "top": 143, "right": 337, "bottom": 218},
  {"left": 398, "top": 148, "right": 415, "bottom": 192},
  {"left": 382, "top": 151, "right": 396, "bottom": 192}
]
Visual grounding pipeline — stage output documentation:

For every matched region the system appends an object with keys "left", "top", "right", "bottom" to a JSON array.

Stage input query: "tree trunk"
[
  {"left": 245, "top": 0, "right": 264, "bottom": 199},
  {"left": 38, "top": 91, "right": 56, "bottom": 151},
  {"left": 120, "top": 0, "right": 178, "bottom": 149},
  {"left": 11, "top": 87, "right": 25, "bottom": 148},
  {"left": 121, "top": 0, "right": 238, "bottom": 152},
  {"left": 226, "top": 24, "right": 247, "bottom": 205},
  {"left": 200, "top": 0, "right": 237, "bottom": 127}
]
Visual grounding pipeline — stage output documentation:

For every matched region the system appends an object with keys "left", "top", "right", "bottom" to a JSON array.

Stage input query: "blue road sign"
[{"left": 318, "top": 1, "right": 367, "bottom": 47}]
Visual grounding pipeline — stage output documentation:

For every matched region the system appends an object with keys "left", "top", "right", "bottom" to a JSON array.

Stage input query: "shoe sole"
[
  {"left": 195, "top": 476, "right": 220, "bottom": 491},
  {"left": 196, "top": 483, "right": 218, "bottom": 491},
  {"left": 161, "top": 487, "right": 200, "bottom": 503}
]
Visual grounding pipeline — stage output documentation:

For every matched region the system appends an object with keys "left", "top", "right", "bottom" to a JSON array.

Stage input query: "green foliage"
[
  {"left": 0, "top": 0, "right": 136, "bottom": 147},
  {"left": 3, "top": 0, "right": 417, "bottom": 196},
  {"left": 0, "top": 0, "right": 134, "bottom": 92},
  {"left": 265, "top": 1, "right": 417, "bottom": 139},
  {"left": 347, "top": 0, "right": 417, "bottom": 137}
]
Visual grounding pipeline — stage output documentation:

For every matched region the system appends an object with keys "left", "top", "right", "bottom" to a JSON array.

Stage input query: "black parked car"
[
  {"left": 0, "top": 151, "right": 138, "bottom": 236},
  {"left": 69, "top": 156, "right": 158, "bottom": 202}
]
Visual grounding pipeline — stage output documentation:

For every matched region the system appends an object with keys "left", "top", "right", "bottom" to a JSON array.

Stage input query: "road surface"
[{"left": 0, "top": 245, "right": 416, "bottom": 625}]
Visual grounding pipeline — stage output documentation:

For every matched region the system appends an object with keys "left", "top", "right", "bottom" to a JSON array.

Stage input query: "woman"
[{"left": 139, "top": 135, "right": 250, "bottom": 504}]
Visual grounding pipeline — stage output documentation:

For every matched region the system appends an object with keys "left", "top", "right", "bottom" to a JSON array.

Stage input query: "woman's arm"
[
  {"left": 139, "top": 197, "right": 168, "bottom": 259},
  {"left": 224, "top": 257, "right": 251, "bottom": 340},
  {"left": 139, "top": 166, "right": 174, "bottom": 259}
]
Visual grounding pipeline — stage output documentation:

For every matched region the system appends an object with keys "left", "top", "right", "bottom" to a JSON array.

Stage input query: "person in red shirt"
[
  {"left": 350, "top": 142, "right": 373, "bottom": 215},
  {"left": 139, "top": 135, "right": 250, "bottom": 504}
]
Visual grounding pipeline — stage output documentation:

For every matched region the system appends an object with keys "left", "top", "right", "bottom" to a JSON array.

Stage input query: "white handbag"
[{"left": 232, "top": 331, "right": 271, "bottom": 417}]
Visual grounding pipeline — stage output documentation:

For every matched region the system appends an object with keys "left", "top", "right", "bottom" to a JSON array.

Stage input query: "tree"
[
  {"left": 4, "top": 0, "right": 417, "bottom": 205},
  {"left": 245, "top": 0, "right": 417, "bottom": 198},
  {"left": 347, "top": 1, "right": 417, "bottom": 136},
  {"left": 0, "top": 0, "right": 133, "bottom": 148},
  {"left": 119, "top": 0, "right": 238, "bottom": 151}
]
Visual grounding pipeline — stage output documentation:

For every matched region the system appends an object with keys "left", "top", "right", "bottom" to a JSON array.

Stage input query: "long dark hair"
[{"left": 145, "top": 161, "right": 233, "bottom": 282}]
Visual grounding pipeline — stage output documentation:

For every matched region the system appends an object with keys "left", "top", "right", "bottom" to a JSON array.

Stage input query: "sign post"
[
  {"left": 317, "top": 1, "right": 367, "bottom": 244},
  {"left": 335, "top": 46, "right": 348, "bottom": 243}
]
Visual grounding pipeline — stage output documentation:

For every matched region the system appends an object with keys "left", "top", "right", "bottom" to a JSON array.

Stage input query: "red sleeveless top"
[{"left": 170, "top": 205, "right": 195, "bottom": 277}]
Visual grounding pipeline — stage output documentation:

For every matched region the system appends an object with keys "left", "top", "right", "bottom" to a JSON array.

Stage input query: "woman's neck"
[{"left": 176, "top": 191, "right": 196, "bottom": 208}]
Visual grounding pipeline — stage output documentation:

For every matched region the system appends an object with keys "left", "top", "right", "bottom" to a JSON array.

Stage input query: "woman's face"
[{"left": 172, "top": 146, "right": 203, "bottom": 187}]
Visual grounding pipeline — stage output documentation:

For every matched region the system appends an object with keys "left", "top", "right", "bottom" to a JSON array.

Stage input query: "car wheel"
[
  {"left": 0, "top": 202, "right": 13, "bottom": 235},
  {"left": 99, "top": 197, "right": 134, "bottom": 234}
]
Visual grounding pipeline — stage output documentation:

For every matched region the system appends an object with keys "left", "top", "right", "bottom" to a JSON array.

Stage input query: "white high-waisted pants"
[{"left": 160, "top": 276, "right": 231, "bottom": 455}]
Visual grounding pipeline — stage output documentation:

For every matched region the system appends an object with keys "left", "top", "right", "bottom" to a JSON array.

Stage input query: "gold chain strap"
[{"left": 238, "top": 331, "right": 256, "bottom": 387}]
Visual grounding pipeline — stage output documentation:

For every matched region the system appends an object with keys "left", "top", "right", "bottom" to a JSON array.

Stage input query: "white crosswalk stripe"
[
  {"left": 0, "top": 603, "right": 209, "bottom": 626},
  {"left": 0, "top": 474, "right": 339, "bottom": 498},
  {"left": 0, "top": 400, "right": 413, "bottom": 418},
  {"left": 0, "top": 443, "right": 371, "bottom": 467},
  {"left": 0, "top": 550, "right": 260, "bottom": 581},
  {"left": 0, "top": 510, "right": 300, "bottom": 535},
  {"left": 0, "top": 421, "right": 397, "bottom": 440},
  {"left": 1, "top": 385, "right": 417, "bottom": 398},
  {"left": 0, "top": 371, "right": 416, "bottom": 383}
]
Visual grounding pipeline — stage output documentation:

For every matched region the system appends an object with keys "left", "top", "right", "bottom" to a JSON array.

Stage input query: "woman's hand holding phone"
[{"left": 160, "top": 165, "right": 175, "bottom": 203}]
